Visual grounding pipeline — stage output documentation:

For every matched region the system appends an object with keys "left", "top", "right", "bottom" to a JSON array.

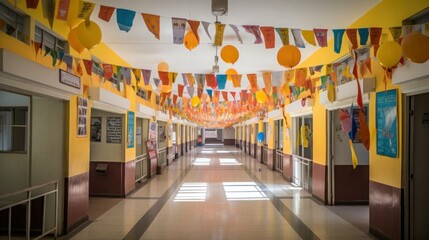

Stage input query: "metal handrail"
[
  {"left": 157, "top": 147, "right": 168, "bottom": 167},
  {"left": 135, "top": 154, "right": 148, "bottom": 183},
  {"left": 262, "top": 146, "right": 268, "bottom": 164},
  {"left": 0, "top": 180, "right": 58, "bottom": 240},
  {"left": 275, "top": 149, "right": 284, "bottom": 173},
  {"left": 291, "top": 154, "right": 313, "bottom": 191}
]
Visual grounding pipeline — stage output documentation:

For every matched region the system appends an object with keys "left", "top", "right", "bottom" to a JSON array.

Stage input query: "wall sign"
[
  {"left": 60, "top": 69, "right": 81, "bottom": 89},
  {"left": 90, "top": 117, "right": 102, "bottom": 142},
  {"left": 106, "top": 117, "right": 122, "bottom": 143},
  {"left": 376, "top": 89, "right": 398, "bottom": 158},
  {"left": 77, "top": 97, "right": 87, "bottom": 137},
  {"left": 127, "top": 111, "right": 134, "bottom": 148}
]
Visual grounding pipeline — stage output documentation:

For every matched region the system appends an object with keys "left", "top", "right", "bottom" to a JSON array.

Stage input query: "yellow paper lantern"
[
  {"left": 160, "top": 84, "right": 172, "bottom": 93},
  {"left": 76, "top": 20, "right": 102, "bottom": 50},
  {"left": 226, "top": 68, "right": 238, "bottom": 81},
  {"left": 68, "top": 27, "right": 87, "bottom": 54},
  {"left": 377, "top": 41, "right": 402, "bottom": 68},
  {"left": 220, "top": 45, "right": 239, "bottom": 64},
  {"left": 184, "top": 31, "right": 199, "bottom": 51},
  {"left": 402, "top": 32, "right": 429, "bottom": 63},
  {"left": 255, "top": 90, "right": 268, "bottom": 104},
  {"left": 191, "top": 96, "right": 200, "bottom": 107},
  {"left": 277, "top": 45, "right": 301, "bottom": 68},
  {"left": 157, "top": 62, "right": 169, "bottom": 72},
  {"left": 67, "top": 0, "right": 84, "bottom": 29}
]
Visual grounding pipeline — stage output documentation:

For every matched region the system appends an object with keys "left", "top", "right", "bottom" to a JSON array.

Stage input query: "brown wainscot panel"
[
  {"left": 282, "top": 153, "right": 293, "bottom": 182},
  {"left": 369, "top": 180, "right": 401, "bottom": 240},
  {"left": 223, "top": 139, "right": 235, "bottom": 145},
  {"left": 266, "top": 148, "right": 275, "bottom": 170},
  {"left": 256, "top": 145, "right": 262, "bottom": 163},
  {"left": 334, "top": 165, "right": 369, "bottom": 204},
  {"left": 124, "top": 160, "right": 136, "bottom": 196},
  {"left": 312, "top": 162, "right": 327, "bottom": 204},
  {"left": 64, "top": 172, "right": 89, "bottom": 233}
]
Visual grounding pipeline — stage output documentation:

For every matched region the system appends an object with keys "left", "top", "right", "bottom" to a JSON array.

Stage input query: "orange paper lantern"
[
  {"left": 76, "top": 20, "right": 102, "bottom": 50},
  {"left": 220, "top": 45, "right": 239, "bottom": 64},
  {"left": 184, "top": 31, "right": 199, "bottom": 51},
  {"left": 157, "top": 61, "right": 169, "bottom": 72},
  {"left": 277, "top": 45, "right": 301, "bottom": 68},
  {"left": 377, "top": 41, "right": 402, "bottom": 68},
  {"left": 402, "top": 32, "right": 429, "bottom": 63},
  {"left": 226, "top": 68, "right": 238, "bottom": 81},
  {"left": 68, "top": 27, "right": 87, "bottom": 54}
]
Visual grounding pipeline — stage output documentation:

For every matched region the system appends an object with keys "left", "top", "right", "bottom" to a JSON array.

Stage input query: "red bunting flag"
[
  {"left": 187, "top": 20, "right": 200, "bottom": 42},
  {"left": 102, "top": 64, "right": 113, "bottom": 80},
  {"left": 197, "top": 88, "right": 203, "bottom": 98},
  {"left": 370, "top": 27, "right": 382, "bottom": 54},
  {"left": 314, "top": 28, "right": 328, "bottom": 47},
  {"left": 142, "top": 13, "right": 160, "bottom": 40},
  {"left": 260, "top": 26, "right": 275, "bottom": 49},
  {"left": 98, "top": 5, "right": 115, "bottom": 22},
  {"left": 206, "top": 74, "right": 218, "bottom": 89},
  {"left": 158, "top": 71, "right": 169, "bottom": 86},
  {"left": 230, "top": 91, "right": 236, "bottom": 100},
  {"left": 346, "top": 29, "right": 358, "bottom": 49},
  {"left": 359, "top": 109, "right": 370, "bottom": 150},
  {"left": 247, "top": 74, "right": 258, "bottom": 91},
  {"left": 26, "top": 0, "right": 39, "bottom": 9},
  {"left": 295, "top": 68, "right": 307, "bottom": 87},
  {"left": 178, "top": 84, "right": 184, "bottom": 97},
  {"left": 83, "top": 59, "right": 93, "bottom": 75},
  {"left": 222, "top": 91, "right": 229, "bottom": 101},
  {"left": 56, "top": 0, "right": 70, "bottom": 20}
]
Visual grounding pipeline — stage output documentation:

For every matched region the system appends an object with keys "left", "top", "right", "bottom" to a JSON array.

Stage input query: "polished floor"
[{"left": 71, "top": 145, "right": 376, "bottom": 240}]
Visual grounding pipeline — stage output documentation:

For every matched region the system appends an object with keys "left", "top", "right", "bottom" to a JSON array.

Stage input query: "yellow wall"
[
  {"left": 283, "top": 113, "right": 292, "bottom": 154},
  {"left": 312, "top": 94, "right": 327, "bottom": 165},
  {"left": 268, "top": 119, "right": 274, "bottom": 149}
]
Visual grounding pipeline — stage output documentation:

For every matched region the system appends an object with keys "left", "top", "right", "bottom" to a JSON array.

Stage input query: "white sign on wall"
[{"left": 205, "top": 129, "right": 217, "bottom": 138}]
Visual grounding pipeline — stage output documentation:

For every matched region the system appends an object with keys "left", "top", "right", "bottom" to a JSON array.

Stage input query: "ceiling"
[{"left": 89, "top": 0, "right": 380, "bottom": 95}]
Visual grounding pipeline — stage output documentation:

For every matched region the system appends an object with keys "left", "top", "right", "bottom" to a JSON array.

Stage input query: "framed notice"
[
  {"left": 106, "top": 117, "right": 122, "bottom": 143},
  {"left": 146, "top": 141, "right": 158, "bottom": 176},
  {"left": 376, "top": 89, "right": 398, "bottom": 158},
  {"left": 90, "top": 117, "right": 102, "bottom": 142},
  {"left": 77, "top": 97, "right": 87, "bottom": 137},
  {"left": 60, "top": 69, "right": 81, "bottom": 89},
  {"left": 127, "top": 111, "right": 135, "bottom": 148},
  {"left": 149, "top": 122, "right": 157, "bottom": 142}
]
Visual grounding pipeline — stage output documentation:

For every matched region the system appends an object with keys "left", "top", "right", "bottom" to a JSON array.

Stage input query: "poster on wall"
[
  {"left": 205, "top": 129, "right": 217, "bottom": 138},
  {"left": 106, "top": 117, "right": 122, "bottom": 143},
  {"left": 127, "top": 111, "right": 134, "bottom": 148},
  {"left": 77, "top": 97, "right": 88, "bottom": 137},
  {"left": 351, "top": 106, "right": 368, "bottom": 143},
  {"left": 376, "top": 89, "right": 398, "bottom": 158},
  {"left": 149, "top": 122, "right": 158, "bottom": 142},
  {"left": 90, "top": 117, "right": 102, "bottom": 142},
  {"left": 158, "top": 124, "right": 166, "bottom": 143}
]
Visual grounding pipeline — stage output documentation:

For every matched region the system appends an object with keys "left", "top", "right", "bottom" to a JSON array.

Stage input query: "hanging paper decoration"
[
  {"left": 226, "top": 68, "right": 237, "bottom": 81},
  {"left": 116, "top": 8, "right": 136, "bottom": 32},
  {"left": 359, "top": 109, "right": 370, "bottom": 150},
  {"left": 158, "top": 71, "right": 169, "bottom": 86},
  {"left": 295, "top": 68, "right": 307, "bottom": 87},
  {"left": 260, "top": 26, "right": 275, "bottom": 49},
  {"left": 222, "top": 91, "right": 228, "bottom": 101},
  {"left": 42, "top": 0, "right": 55, "bottom": 29},
  {"left": 230, "top": 91, "right": 236, "bottom": 100},
  {"left": 247, "top": 74, "right": 258, "bottom": 91},
  {"left": 197, "top": 87, "right": 203, "bottom": 98},
  {"left": 64, "top": 55, "right": 73, "bottom": 72},
  {"left": 132, "top": 69, "right": 141, "bottom": 82},
  {"left": 339, "top": 108, "right": 352, "bottom": 134},
  {"left": 275, "top": 28, "right": 289, "bottom": 45},
  {"left": 291, "top": 29, "right": 305, "bottom": 48},
  {"left": 83, "top": 59, "right": 93, "bottom": 75},
  {"left": 186, "top": 73, "right": 196, "bottom": 86},
  {"left": 202, "top": 21, "right": 212, "bottom": 40},
  {"left": 177, "top": 84, "right": 184, "bottom": 97},
  {"left": 157, "top": 61, "right": 169, "bottom": 72},
  {"left": 242, "top": 25, "right": 263, "bottom": 44},
  {"left": 313, "top": 65, "right": 324, "bottom": 73},
  {"left": 346, "top": 29, "right": 358, "bottom": 49},
  {"left": 333, "top": 29, "right": 345, "bottom": 53},
  {"left": 102, "top": 64, "right": 113, "bottom": 80},
  {"left": 389, "top": 27, "right": 402, "bottom": 41},
  {"left": 229, "top": 24, "right": 243, "bottom": 44},
  {"left": 263, "top": 72, "right": 272, "bottom": 91},
  {"left": 142, "top": 69, "right": 151, "bottom": 86},
  {"left": 58, "top": 51, "right": 65, "bottom": 64},
  {"left": 168, "top": 72, "right": 178, "bottom": 84},
  {"left": 187, "top": 20, "right": 200, "bottom": 42},
  {"left": 182, "top": 73, "right": 189, "bottom": 86},
  {"left": 217, "top": 74, "right": 227, "bottom": 90},
  {"left": 56, "top": 0, "right": 71, "bottom": 20},
  {"left": 302, "top": 30, "right": 316, "bottom": 46},
  {"left": 187, "top": 86, "right": 195, "bottom": 97},
  {"left": 232, "top": 74, "right": 242, "bottom": 88},
  {"left": 77, "top": 1, "right": 95, "bottom": 20},
  {"left": 348, "top": 139, "right": 358, "bottom": 169},
  {"left": 184, "top": 31, "right": 199, "bottom": 50},
  {"left": 195, "top": 74, "right": 205, "bottom": 88},
  {"left": 357, "top": 28, "right": 369, "bottom": 45},
  {"left": 271, "top": 71, "right": 283, "bottom": 87},
  {"left": 370, "top": 27, "right": 382, "bottom": 54},
  {"left": 142, "top": 13, "right": 160, "bottom": 39},
  {"left": 348, "top": 104, "right": 358, "bottom": 142},
  {"left": 401, "top": 32, "right": 429, "bottom": 63},
  {"left": 206, "top": 89, "right": 213, "bottom": 99},
  {"left": 49, "top": 49, "right": 57, "bottom": 66},
  {"left": 220, "top": 45, "right": 239, "bottom": 64},
  {"left": 33, "top": 41, "right": 42, "bottom": 56},
  {"left": 327, "top": 81, "right": 335, "bottom": 102},
  {"left": 314, "top": 28, "right": 328, "bottom": 47},
  {"left": 98, "top": 5, "right": 115, "bottom": 22},
  {"left": 277, "top": 45, "right": 301, "bottom": 68},
  {"left": 122, "top": 67, "right": 132, "bottom": 85},
  {"left": 26, "top": 0, "right": 39, "bottom": 9},
  {"left": 172, "top": 18, "right": 187, "bottom": 44},
  {"left": 206, "top": 74, "right": 218, "bottom": 89},
  {"left": 214, "top": 23, "right": 226, "bottom": 46}
]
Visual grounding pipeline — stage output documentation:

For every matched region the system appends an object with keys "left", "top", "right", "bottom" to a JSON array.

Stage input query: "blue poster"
[
  {"left": 127, "top": 111, "right": 135, "bottom": 148},
  {"left": 376, "top": 89, "right": 398, "bottom": 158}
]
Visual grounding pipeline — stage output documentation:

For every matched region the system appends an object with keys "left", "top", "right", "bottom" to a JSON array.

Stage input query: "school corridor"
[{"left": 69, "top": 145, "right": 373, "bottom": 240}]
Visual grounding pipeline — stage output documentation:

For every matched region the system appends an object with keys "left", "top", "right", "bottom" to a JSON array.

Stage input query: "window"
[
  {"left": 0, "top": 107, "right": 28, "bottom": 152},
  {"left": 275, "top": 119, "right": 283, "bottom": 150},
  {"left": 137, "top": 88, "right": 147, "bottom": 100},
  {"left": 0, "top": 2, "right": 25, "bottom": 42},
  {"left": 34, "top": 25, "right": 68, "bottom": 52}
]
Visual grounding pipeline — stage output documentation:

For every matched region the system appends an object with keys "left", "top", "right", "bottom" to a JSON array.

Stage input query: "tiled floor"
[{"left": 71, "top": 145, "right": 376, "bottom": 240}]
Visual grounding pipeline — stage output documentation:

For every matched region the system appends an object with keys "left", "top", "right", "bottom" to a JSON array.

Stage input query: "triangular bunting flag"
[
  {"left": 195, "top": 74, "right": 205, "bottom": 88},
  {"left": 214, "top": 23, "right": 226, "bottom": 46},
  {"left": 44, "top": 46, "right": 51, "bottom": 57},
  {"left": 230, "top": 91, "right": 236, "bottom": 100},
  {"left": 182, "top": 73, "right": 189, "bottom": 86},
  {"left": 56, "top": 0, "right": 71, "bottom": 20},
  {"left": 232, "top": 74, "right": 242, "bottom": 88},
  {"left": 242, "top": 25, "right": 263, "bottom": 44},
  {"left": 370, "top": 27, "right": 383, "bottom": 54},
  {"left": 389, "top": 27, "right": 402, "bottom": 41},
  {"left": 172, "top": 18, "right": 187, "bottom": 44},
  {"left": 260, "top": 26, "right": 275, "bottom": 49},
  {"left": 77, "top": 1, "right": 95, "bottom": 20},
  {"left": 83, "top": 59, "right": 93, "bottom": 75},
  {"left": 142, "top": 69, "right": 151, "bottom": 86},
  {"left": 333, "top": 29, "right": 345, "bottom": 53},
  {"left": 346, "top": 29, "right": 358, "bottom": 49},
  {"left": 26, "top": 0, "right": 39, "bottom": 9},
  {"left": 272, "top": 71, "right": 283, "bottom": 87},
  {"left": 217, "top": 74, "right": 227, "bottom": 90},
  {"left": 50, "top": 50, "right": 57, "bottom": 66},
  {"left": 158, "top": 71, "right": 169, "bottom": 86},
  {"left": 153, "top": 78, "right": 161, "bottom": 87},
  {"left": 291, "top": 29, "right": 305, "bottom": 48},
  {"left": 64, "top": 54, "right": 73, "bottom": 72},
  {"left": 187, "top": 20, "right": 200, "bottom": 42},
  {"left": 230, "top": 24, "right": 243, "bottom": 44},
  {"left": 103, "top": 64, "right": 114, "bottom": 80},
  {"left": 132, "top": 69, "right": 141, "bottom": 83},
  {"left": 33, "top": 41, "right": 42, "bottom": 57},
  {"left": 275, "top": 28, "right": 289, "bottom": 45},
  {"left": 197, "top": 87, "right": 203, "bottom": 98},
  {"left": 98, "top": 5, "right": 115, "bottom": 22},
  {"left": 359, "top": 109, "right": 370, "bottom": 151},
  {"left": 206, "top": 89, "right": 213, "bottom": 99},
  {"left": 263, "top": 72, "right": 272, "bottom": 90},
  {"left": 116, "top": 8, "right": 136, "bottom": 32},
  {"left": 302, "top": 30, "right": 316, "bottom": 46},
  {"left": 206, "top": 74, "right": 218, "bottom": 89},
  {"left": 42, "top": 0, "right": 55, "bottom": 29},
  {"left": 314, "top": 28, "right": 328, "bottom": 47},
  {"left": 202, "top": 21, "right": 212, "bottom": 40},
  {"left": 187, "top": 85, "right": 194, "bottom": 97},
  {"left": 142, "top": 13, "right": 160, "bottom": 39},
  {"left": 358, "top": 28, "right": 369, "bottom": 45},
  {"left": 186, "top": 73, "right": 196, "bottom": 86}
]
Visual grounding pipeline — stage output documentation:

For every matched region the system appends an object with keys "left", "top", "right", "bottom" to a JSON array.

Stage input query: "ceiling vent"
[{"left": 212, "top": 0, "right": 228, "bottom": 16}]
